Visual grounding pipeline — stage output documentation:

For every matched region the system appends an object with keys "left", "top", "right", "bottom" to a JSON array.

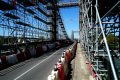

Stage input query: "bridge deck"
[{"left": 72, "top": 43, "right": 95, "bottom": 80}]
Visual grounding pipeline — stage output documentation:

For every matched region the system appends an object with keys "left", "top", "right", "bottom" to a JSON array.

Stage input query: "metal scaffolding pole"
[{"left": 79, "top": 0, "right": 119, "bottom": 79}]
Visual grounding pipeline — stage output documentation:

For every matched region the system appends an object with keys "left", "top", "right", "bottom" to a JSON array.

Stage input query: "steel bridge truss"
[
  {"left": 80, "top": 0, "right": 120, "bottom": 80},
  {"left": 0, "top": 0, "right": 68, "bottom": 44}
]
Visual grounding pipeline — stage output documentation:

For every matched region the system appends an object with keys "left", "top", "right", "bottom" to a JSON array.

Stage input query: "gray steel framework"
[
  {"left": 0, "top": 0, "right": 68, "bottom": 45},
  {"left": 79, "top": 0, "right": 120, "bottom": 80}
]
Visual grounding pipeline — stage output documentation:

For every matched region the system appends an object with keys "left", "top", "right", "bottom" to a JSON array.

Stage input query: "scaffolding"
[
  {"left": 80, "top": 0, "right": 120, "bottom": 80},
  {"left": 0, "top": 0, "right": 68, "bottom": 45}
]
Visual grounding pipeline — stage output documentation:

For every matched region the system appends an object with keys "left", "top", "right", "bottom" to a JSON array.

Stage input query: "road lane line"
[{"left": 14, "top": 48, "right": 63, "bottom": 80}]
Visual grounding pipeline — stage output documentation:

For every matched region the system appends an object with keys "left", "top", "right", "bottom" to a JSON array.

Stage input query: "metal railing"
[{"left": 95, "top": 5, "right": 118, "bottom": 80}]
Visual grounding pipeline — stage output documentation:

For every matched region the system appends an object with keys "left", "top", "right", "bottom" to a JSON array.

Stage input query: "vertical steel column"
[
  {"left": 23, "top": 9, "right": 26, "bottom": 42},
  {"left": 95, "top": 1, "right": 99, "bottom": 80},
  {"left": 50, "top": 1, "right": 58, "bottom": 41},
  {"left": 90, "top": 1, "right": 94, "bottom": 62},
  {"left": 79, "top": 0, "right": 81, "bottom": 42},
  {"left": 52, "top": 9, "right": 57, "bottom": 41},
  {"left": 118, "top": 13, "right": 120, "bottom": 54},
  {"left": 91, "top": 1, "right": 93, "bottom": 51}
]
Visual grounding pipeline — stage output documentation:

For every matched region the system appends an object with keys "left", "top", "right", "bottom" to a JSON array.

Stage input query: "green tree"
[{"left": 107, "top": 33, "right": 119, "bottom": 50}]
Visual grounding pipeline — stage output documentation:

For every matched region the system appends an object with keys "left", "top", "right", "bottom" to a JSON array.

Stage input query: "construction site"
[{"left": 0, "top": 0, "right": 120, "bottom": 80}]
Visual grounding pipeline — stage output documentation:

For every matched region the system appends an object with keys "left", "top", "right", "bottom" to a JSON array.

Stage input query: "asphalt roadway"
[{"left": 0, "top": 47, "right": 69, "bottom": 80}]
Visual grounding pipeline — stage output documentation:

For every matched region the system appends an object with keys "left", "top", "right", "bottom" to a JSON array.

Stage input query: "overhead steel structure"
[
  {"left": 0, "top": 0, "right": 68, "bottom": 45},
  {"left": 80, "top": 0, "right": 120, "bottom": 80}
]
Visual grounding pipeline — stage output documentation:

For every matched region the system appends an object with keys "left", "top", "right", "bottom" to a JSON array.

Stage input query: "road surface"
[{"left": 0, "top": 47, "right": 69, "bottom": 80}]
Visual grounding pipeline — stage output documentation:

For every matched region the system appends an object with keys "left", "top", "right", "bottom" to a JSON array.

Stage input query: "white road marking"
[{"left": 14, "top": 48, "right": 63, "bottom": 80}]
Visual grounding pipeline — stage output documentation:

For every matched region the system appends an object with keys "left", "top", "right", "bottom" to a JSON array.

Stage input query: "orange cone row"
[{"left": 48, "top": 42, "right": 78, "bottom": 80}]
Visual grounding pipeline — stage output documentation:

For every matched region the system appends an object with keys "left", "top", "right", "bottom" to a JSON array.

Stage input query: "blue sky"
[{"left": 60, "top": 7, "right": 79, "bottom": 39}]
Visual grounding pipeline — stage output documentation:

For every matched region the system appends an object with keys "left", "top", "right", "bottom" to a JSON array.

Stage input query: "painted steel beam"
[{"left": 57, "top": 2, "right": 79, "bottom": 8}]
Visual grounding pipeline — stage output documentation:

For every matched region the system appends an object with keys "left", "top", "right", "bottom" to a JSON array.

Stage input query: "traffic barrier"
[
  {"left": 47, "top": 43, "right": 55, "bottom": 50},
  {"left": 53, "top": 43, "right": 56, "bottom": 49},
  {"left": 6, "top": 54, "right": 18, "bottom": 65},
  {"left": 61, "top": 54, "right": 68, "bottom": 77},
  {"left": 68, "top": 48, "right": 72, "bottom": 54},
  {"left": 36, "top": 45, "right": 43, "bottom": 57},
  {"left": 48, "top": 64, "right": 59, "bottom": 80},
  {"left": 0, "top": 58, "right": 2, "bottom": 70},
  {"left": 29, "top": 47, "right": 36, "bottom": 57},
  {"left": 50, "top": 71, "right": 59, "bottom": 80},
  {"left": 23, "top": 48, "right": 31, "bottom": 60},
  {"left": 57, "top": 60, "right": 66, "bottom": 80},
  {"left": 48, "top": 75, "right": 55, "bottom": 80},
  {"left": 0, "top": 55, "right": 8, "bottom": 69},
  {"left": 65, "top": 50, "right": 72, "bottom": 63},
  {"left": 52, "top": 65, "right": 59, "bottom": 80},
  {"left": 42, "top": 45, "right": 48, "bottom": 52},
  {"left": 47, "top": 44, "right": 52, "bottom": 50},
  {"left": 68, "top": 48, "right": 75, "bottom": 59},
  {"left": 47, "top": 42, "right": 78, "bottom": 80},
  {"left": 16, "top": 52, "right": 25, "bottom": 62},
  {"left": 55, "top": 42, "right": 61, "bottom": 49}
]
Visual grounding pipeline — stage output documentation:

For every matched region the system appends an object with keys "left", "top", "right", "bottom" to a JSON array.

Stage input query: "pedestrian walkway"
[{"left": 72, "top": 43, "right": 95, "bottom": 80}]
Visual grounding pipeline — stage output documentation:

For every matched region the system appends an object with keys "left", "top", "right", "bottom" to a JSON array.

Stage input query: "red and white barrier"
[
  {"left": 47, "top": 43, "right": 56, "bottom": 50},
  {"left": 48, "top": 75, "right": 55, "bottom": 80},
  {"left": 23, "top": 48, "right": 31, "bottom": 60},
  {"left": 65, "top": 50, "right": 72, "bottom": 63},
  {"left": 0, "top": 55, "right": 8, "bottom": 69},
  {"left": 0, "top": 42, "right": 64, "bottom": 70},
  {"left": 29, "top": 47, "right": 36, "bottom": 57},
  {"left": 48, "top": 42, "right": 78, "bottom": 80},
  {"left": 0, "top": 58, "right": 2, "bottom": 70},
  {"left": 42, "top": 45, "right": 48, "bottom": 52},
  {"left": 16, "top": 52, "right": 25, "bottom": 62},
  {"left": 61, "top": 55, "right": 68, "bottom": 77},
  {"left": 48, "top": 65, "right": 59, "bottom": 80},
  {"left": 6, "top": 54, "right": 18, "bottom": 65},
  {"left": 36, "top": 45, "right": 43, "bottom": 57},
  {"left": 57, "top": 61, "right": 66, "bottom": 80},
  {"left": 55, "top": 42, "right": 61, "bottom": 49},
  {"left": 51, "top": 69, "right": 59, "bottom": 80}
]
